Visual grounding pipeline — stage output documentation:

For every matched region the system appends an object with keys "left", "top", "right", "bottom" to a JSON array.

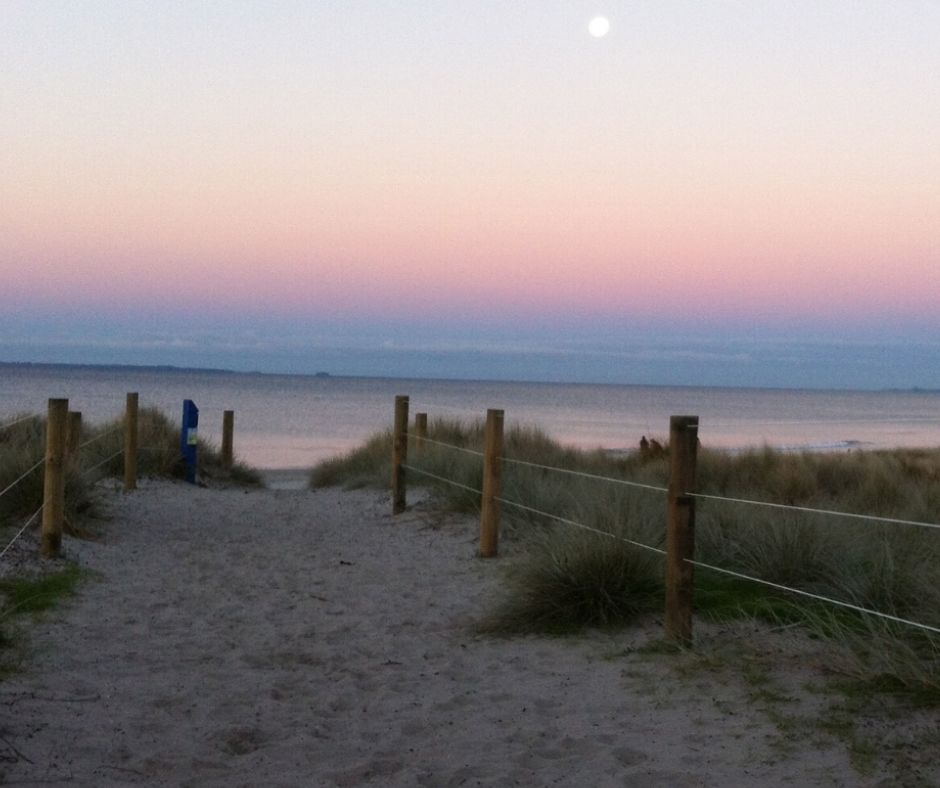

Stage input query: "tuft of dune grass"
[
  {"left": 310, "top": 430, "right": 393, "bottom": 490},
  {"left": 479, "top": 501, "right": 664, "bottom": 634}
]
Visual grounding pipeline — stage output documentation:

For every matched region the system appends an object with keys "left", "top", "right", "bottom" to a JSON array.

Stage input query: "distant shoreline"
[
  {"left": 0, "top": 360, "right": 237, "bottom": 376},
  {"left": 1, "top": 359, "right": 938, "bottom": 395}
]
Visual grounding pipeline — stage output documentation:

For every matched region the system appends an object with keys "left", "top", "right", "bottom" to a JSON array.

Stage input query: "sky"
[{"left": 1, "top": 1, "right": 939, "bottom": 388}]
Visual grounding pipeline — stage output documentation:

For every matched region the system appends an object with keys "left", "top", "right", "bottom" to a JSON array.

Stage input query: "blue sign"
[{"left": 180, "top": 399, "right": 199, "bottom": 484}]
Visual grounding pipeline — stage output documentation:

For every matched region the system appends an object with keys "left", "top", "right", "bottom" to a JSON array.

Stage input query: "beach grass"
[
  {"left": 0, "top": 564, "right": 85, "bottom": 676},
  {"left": 0, "top": 563, "right": 83, "bottom": 617},
  {"left": 311, "top": 418, "right": 940, "bottom": 697}
]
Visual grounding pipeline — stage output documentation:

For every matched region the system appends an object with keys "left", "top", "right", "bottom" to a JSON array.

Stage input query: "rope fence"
[
  {"left": 0, "top": 457, "right": 45, "bottom": 501},
  {"left": 79, "top": 449, "right": 125, "bottom": 479},
  {"left": 0, "top": 396, "right": 139, "bottom": 559},
  {"left": 0, "top": 415, "right": 38, "bottom": 432},
  {"left": 77, "top": 425, "right": 124, "bottom": 451},
  {"left": 408, "top": 430, "right": 665, "bottom": 493},
  {"left": 390, "top": 397, "right": 940, "bottom": 646},
  {"left": 0, "top": 506, "right": 44, "bottom": 561},
  {"left": 501, "top": 455, "right": 668, "bottom": 494},
  {"left": 410, "top": 435, "right": 485, "bottom": 458},
  {"left": 496, "top": 496, "right": 666, "bottom": 556},
  {"left": 687, "top": 558, "right": 940, "bottom": 637},
  {"left": 402, "top": 464, "right": 483, "bottom": 496},
  {"left": 688, "top": 491, "right": 940, "bottom": 532},
  {"left": 1, "top": 393, "right": 242, "bottom": 562}
]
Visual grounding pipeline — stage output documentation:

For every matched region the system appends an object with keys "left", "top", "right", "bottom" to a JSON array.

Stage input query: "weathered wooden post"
[
  {"left": 665, "top": 415, "right": 699, "bottom": 645},
  {"left": 221, "top": 410, "right": 234, "bottom": 470},
  {"left": 66, "top": 410, "right": 82, "bottom": 461},
  {"left": 40, "top": 398, "right": 68, "bottom": 558},
  {"left": 392, "top": 395, "right": 409, "bottom": 514},
  {"left": 414, "top": 412, "right": 428, "bottom": 457},
  {"left": 124, "top": 392, "right": 138, "bottom": 492},
  {"left": 480, "top": 408, "right": 504, "bottom": 558}
]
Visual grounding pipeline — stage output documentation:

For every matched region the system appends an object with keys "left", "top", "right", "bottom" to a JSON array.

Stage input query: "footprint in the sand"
[
  {"left": 612, "top": 745, "right": 650, "bottom": 767},
  {"left": 215, "top": 726, "right": 266, "bottom": 756}
]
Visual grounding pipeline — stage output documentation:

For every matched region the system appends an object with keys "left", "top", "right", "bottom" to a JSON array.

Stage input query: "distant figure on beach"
[{"left": 639, "top": 435, "right": 665, "bottom": 459}]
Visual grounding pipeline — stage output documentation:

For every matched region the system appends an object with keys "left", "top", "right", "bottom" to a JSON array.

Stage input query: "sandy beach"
[{"left": 1, "top": 478, "right": 934, "bottom": 786}]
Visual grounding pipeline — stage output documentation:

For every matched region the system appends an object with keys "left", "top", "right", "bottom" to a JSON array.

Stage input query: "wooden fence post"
[
  {"left": 66, "top": 411, "right": 82, "bottom": 462},
  {"left": 392, "top": 395, "right": 409, "bottom": 514},
  {"left": 124, "top": 392, "right": 138, "bottom": 492},
  {"left": 414, "top": 412, "right": 427, "bottom": 456},
  {"left": 480, "top": 408, "right": 504, "bottom": 558},
  {"left": 40, "top": 398, "right": 68, "bottom": 558},
  {"left": 665, "top": 415, "right": 699, "bottom": 645},
  {"left": 221, "top": 410, "right": 234, "bottom": 470}
]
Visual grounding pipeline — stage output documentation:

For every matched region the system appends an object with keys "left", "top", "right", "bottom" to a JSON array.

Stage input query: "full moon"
[{"left": 588, "top": 16, "right": 610, "bottom": 38}]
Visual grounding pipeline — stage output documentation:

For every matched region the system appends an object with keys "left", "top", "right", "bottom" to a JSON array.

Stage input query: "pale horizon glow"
[{"left": 1, "top": 1, "right": 939, "bottom": 388}]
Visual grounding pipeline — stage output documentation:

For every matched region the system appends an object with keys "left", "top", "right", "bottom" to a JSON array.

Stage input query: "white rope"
[
  {"left": 0, "top": 458, "right": 45, "bottom": 500},
  {"left": 0, "top": 506, "right": 43, "bottom": 560},
  {"left": 410, "top": 401, "right": 484, "bottom": 418},
  {"left": 412, "top": 436, "right": 485, "bottom": 458},
  {"left": 496, "top": 496, "right": 666, "bottom": 556},
  {"left": 687, "top": 558, "right": 940, "bottom": 637},
  {"left": 80, "top": 449, "right": 124, "bottom": 478},
  {"left": 78, "top": 426, "right": 123, "bottom": 450},
  {"left": 0, "top": 415, "right": 37, "bottom": 431},
  {"left": 401, "top": 464, "right": 483, "bottom": 496},
  {"left": 689, "top": 491, "right": 940, "bottom": 532},
  {"left": 502, "top": 456, "right": 668, "bottom": 494}
]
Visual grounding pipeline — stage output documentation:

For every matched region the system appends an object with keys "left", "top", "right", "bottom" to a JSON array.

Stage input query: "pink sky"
[{"left": 1, "top": 1, "right": 939, "bottom": 382}]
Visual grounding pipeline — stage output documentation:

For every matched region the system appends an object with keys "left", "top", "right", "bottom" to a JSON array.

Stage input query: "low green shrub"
[{"left": 0, "top": 564, "right": 85, "bottom": 674}]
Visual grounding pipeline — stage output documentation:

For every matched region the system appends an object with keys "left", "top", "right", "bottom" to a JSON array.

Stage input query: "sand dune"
[{"left": 0, "top": 480, "right": 921, "bottom": 786}]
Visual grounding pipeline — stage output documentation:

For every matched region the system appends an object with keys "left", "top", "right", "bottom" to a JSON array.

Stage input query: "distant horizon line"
[{"left": 2, "top": 359, "right": 937, "bottom": 397}]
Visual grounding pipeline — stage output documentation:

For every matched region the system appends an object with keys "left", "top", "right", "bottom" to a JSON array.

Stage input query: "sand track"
[{"left": 0, "top": 480, "right": 887, "bottom": 786}]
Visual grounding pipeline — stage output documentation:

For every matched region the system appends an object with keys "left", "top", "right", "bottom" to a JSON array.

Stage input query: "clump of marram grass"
[
  {"left": 313, "top": 419, "right": 940, "bottom": 697},
  {"left": 480, "top": 490, "right": 665, "bottom": 634},
  {"left": 479, "top": 524, "right": 662, "bottom": 634}
]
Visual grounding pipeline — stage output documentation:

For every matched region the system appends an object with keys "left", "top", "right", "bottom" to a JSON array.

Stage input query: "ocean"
[{"left": 1, "top": 364, "right": 938, "bottom": 469}]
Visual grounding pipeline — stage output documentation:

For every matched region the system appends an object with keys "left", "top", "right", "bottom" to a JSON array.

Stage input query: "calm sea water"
[{"left": 2, "top": 364, "right": 939, "bottom": 468}]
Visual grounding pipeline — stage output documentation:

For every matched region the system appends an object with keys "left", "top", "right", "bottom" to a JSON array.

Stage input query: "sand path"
[{"left": 1, "top": 480, "right": 875, "bottom": 786}]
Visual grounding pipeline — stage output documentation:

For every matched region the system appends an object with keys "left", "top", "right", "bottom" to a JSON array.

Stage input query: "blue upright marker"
[{"left": 180, "top": 399, "right": 199, "bottom": 484}]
